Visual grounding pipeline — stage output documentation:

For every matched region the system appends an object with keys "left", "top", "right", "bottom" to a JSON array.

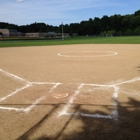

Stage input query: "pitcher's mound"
[{"left": 52, "top": 93, "right": 69, "bottom": 99}]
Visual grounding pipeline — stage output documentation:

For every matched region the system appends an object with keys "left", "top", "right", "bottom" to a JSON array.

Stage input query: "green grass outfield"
[{"left": 0, "top": 36, "right": 140, "bottom": 47}]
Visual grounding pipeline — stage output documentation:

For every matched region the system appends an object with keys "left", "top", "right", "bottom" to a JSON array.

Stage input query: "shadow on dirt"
[
  {"left": 136, "top": 64, "right": 140, "bottom": 72},
  {"left": 17, "top": 98, "right": 140, "bottom": 140}
]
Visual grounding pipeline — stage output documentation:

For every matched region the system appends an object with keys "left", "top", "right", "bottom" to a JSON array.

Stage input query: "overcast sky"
[{"left": 0, "top": 0, "right": 140, "bottom": 26}]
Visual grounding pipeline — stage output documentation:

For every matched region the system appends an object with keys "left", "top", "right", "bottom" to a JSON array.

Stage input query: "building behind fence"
[{"left": 0, "top": 28, "right": 78, "bottom": 38}]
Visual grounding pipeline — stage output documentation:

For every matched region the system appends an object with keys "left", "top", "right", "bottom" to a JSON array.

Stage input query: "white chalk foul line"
[
  {"left": 114, "top": 77, "right": 140, "bottom": 86},
  {"left": 0, "top": 68, "right": 29, "bottom": 83}
]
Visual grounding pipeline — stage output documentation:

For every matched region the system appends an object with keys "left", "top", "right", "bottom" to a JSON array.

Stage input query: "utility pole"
[{"left": 62, "top": 22, "right": 64, "bottom": 40}]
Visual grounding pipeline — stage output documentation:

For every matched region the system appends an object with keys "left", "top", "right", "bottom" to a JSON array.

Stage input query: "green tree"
[
  {"left": 130, "top": 16, "right": 140, "bottom": 30},
  {"left": 116, "top": 31, "right": 123, "bottom": 36},
  {"left": 69, "top": 30, "right": 73, "bottom": 37},
  {"left": 101, "top": 15, "right": 110, "bottom": 31},
  {"left": 107, "top": 30, "right": 115, "bottom": 35},
  {"left": 133, "top": 28, "right": 140, "bottom": 35},
  {"left": 121, "top": 15, "right": 131, "bottom": 31},
  {"left": 125, "top": 29, "right": 132, "bottom": 36},
  {"left": 93, "top": 17, "right": 101, "bottom": 35},
  {"left": 134, "top": 9, "right": 140, "bottom": 16}
]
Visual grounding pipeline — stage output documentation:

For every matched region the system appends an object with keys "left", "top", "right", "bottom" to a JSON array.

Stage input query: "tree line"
[{"left": 0, "top": 9, "right": 140, "bottom": 36}]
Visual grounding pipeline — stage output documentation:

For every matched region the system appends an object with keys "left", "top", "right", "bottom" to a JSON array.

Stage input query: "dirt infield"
[{"left": 0, "top": 44, "right": 140, "bottom": 140}]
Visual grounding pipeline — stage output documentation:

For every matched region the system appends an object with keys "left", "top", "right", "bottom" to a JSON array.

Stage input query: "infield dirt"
[{"left": 0, "top": 44, "right": 140, "bottom": 140}]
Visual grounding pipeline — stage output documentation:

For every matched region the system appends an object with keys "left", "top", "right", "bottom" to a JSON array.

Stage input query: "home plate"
[{"left": 52, "top": 93, "right": 69, "bottom": 99}]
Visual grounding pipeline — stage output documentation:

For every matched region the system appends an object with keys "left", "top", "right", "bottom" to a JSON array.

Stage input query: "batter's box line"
[
  {"left": 0, "top": 83, "right": 61, "bottom": 113},
  {"left": 0, "top": 68, "right": 61, "bottom": 113},
  {"left": 0, "top": 68, "right": 140, "bottom": 118},
  {"left": 58, "top": 77, "right": 140, "bottom": 121},
  {"left": 0, "top": 84, "right": 31, "bottom": 102},
  {"left": 0, "top": 68, "right": 61, "bottom": 101},
  {"left": 58, "top": 84, "right": 117, "bottom": 120}
]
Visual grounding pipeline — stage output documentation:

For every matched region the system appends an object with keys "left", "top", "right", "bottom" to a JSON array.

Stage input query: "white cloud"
[{"left": 16, "top": 0, "right": 24, "bottom": 2}]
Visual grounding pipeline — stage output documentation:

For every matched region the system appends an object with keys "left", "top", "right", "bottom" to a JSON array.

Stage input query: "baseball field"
[{"left": 0, "top": 36, "right": 140, "bottom": 140}]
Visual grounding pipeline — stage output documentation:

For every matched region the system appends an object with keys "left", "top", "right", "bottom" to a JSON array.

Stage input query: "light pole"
[{"left": 62, "top": 22, "right": 64, "bottom": 40}]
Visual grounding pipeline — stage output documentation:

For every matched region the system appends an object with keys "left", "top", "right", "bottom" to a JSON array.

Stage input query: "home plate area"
[
  {"left": 0, "top": 68, "right": 140, "bottom": 121},
  {"left": 0, "top": 81, "right": 118, "bottom": 120},
  {"left": 0, "top": 73, "right": 117, "bottom": 119},
  {"left": 57, "top": 83, "right": 117, "bottom": 120}
]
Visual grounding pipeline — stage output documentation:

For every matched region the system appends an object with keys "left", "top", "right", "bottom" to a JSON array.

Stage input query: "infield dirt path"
[{"left": 0, "top": 44, "right": 140, "bottom": 140}]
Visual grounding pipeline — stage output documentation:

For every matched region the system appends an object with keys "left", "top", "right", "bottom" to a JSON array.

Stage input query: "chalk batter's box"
[
  {"left": 0, "top": 83, "right": 116, "bottom": 115},
  {"left": 63, "top": 84, "right": 115, "bottom": 116}
]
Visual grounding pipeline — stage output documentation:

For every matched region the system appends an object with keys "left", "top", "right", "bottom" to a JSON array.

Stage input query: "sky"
[{"left": 0, "top": 0, "right": 140, "bottom": 26}]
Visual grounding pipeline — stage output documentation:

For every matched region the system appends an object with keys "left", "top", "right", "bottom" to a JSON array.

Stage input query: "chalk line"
[
  {"left": 62, "top": 112, "right": 113, "bottom": 119},
  {"left": 58, "top": 83, "right": 118, "bottom": 119},
  {"left": 81, "top": 113, "right": 113, "bottom": 119},
  {"left": 0, "top": 68, "right": 29, "bottom": 83},
  {"left": 112, "top": 86, "right": 119, "bottom": 120},
  {"left": 23, "top": 83, "right": 61, "bottom": 113},
  {"left": 120, "top": 89, "right": 140, "bottom": 96},
  {"left": 23, "top": 96, "right": 45, "bottom": 113},
  {"left": 0, "top": 84, "right": 31, "bottom": 102},
  {"left": 58, "top": 51, "right": 118, "bottom": 58},
  {"left": 0, "top": 68, "right": 62, "bottom": 112},
  {"left": 30, "top": 82, "right": 59, "bottom": 85},
  {"left": 0, "top": 106, "right": 25, "bottom": 112},
  {"left": 58, "top": 77, "right": 140, "bottom": 120},
  {"left": 0, "top": 68, "right": 140, "bottom": 120},
  {"left": 58, "top": 84, "right": 84, "bottom": 116},
  {"left": 49, "top": 83, "right": 61, "bottom": 93},
  {"left": 0, "top": 82, "right": 61, "bottom": 113},
  {"left": 114, "top": 77, "right": 140, "bottom": 86}
]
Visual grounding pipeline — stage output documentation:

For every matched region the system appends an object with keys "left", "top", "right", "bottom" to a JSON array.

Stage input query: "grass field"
[{"left": 0, "top": 36, "right": 140, "bottom": 47}]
